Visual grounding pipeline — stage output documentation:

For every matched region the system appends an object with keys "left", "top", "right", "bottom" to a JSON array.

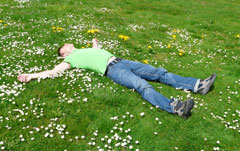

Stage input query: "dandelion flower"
[
  {"left": 118, "top": 35, "right": 124, "bottom": 39},
  {"left": 143, "top": 60, "right": 148, "bottom": 64},
  {"left": 123, "top": 36, "right": 129, "bottom": 41},
  {"left": 172, "top": 34, "right": 176, "bottom": 39},
  {"left": 178, "top": 50, "right": 185, "bottom": 56},
  {"left": 118, "top": 35, "right": 129, "bottom": 41},
  {"left": 88, "top": 29, "right": 99, "bottom": 34}
]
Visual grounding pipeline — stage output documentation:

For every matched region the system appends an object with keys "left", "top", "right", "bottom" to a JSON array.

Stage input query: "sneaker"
[
  {"left": 197, "top": 73, "right": 216, "bottom": 95},
  {"left": 170, "top": 99, "right": 194, "bottom": 118}
]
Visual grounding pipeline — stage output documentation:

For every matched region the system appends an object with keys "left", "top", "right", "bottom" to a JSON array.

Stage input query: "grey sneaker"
[
  {"left": 170, "top": 99, "right": 194, "bottom": 119},
  {"left": 197, "top": 73, "right": 216, "bottom": 95}
]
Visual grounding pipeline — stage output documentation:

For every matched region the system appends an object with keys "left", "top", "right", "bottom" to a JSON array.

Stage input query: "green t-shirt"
[{"left": 64, "top": 48, "right": 114, "bottom": 74}]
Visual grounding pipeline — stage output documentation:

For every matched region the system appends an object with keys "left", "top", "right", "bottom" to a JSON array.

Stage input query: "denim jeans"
[{"left": 106, "top": 59, "right": 199, "bottom": 113}]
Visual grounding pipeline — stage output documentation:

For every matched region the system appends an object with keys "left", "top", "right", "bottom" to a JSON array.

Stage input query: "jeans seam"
[
  {"left": 134, "top": 70, "right": 195, "bottom": 89},
  {"left": 158, "top": 74, "right": 195, "bottom": 89},
  {"left": 168, "top": 77, "right": 194, "bottom": 89}
]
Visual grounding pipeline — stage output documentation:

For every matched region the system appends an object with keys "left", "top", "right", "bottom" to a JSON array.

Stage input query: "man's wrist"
[{"left": 29, "top": 74, "right": 36, "bottom": 79}]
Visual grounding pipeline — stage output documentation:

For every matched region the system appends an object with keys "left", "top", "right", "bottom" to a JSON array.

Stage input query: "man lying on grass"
[{"left": 18, "top": 39, "right": 216, "bottom": 118}]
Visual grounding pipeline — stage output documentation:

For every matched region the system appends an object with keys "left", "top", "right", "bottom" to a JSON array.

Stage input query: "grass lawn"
[{"left": 0, "top": 0, "right": 240, "bottom": 150}]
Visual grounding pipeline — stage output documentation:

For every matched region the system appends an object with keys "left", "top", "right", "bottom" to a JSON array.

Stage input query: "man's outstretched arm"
[{"left": 18, "top": 62, "right": 71, "bottom": 83}]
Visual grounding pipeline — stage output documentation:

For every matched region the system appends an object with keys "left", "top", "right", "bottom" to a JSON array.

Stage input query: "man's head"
[{"left": 58, "top": 43, "right": 75, "bottom": 58}]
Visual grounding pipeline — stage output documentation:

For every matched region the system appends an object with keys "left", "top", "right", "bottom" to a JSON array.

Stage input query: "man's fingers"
[
  {"left": 20, "top": 76, "right": 23, "bottom": 82},
  {"left": 23, "top": 76, "right": 26, "bottom": 82},
  {"left": 18, "top": 75, "right": 26, "bottom": 82},
  {"left": 19, "top": 75, "right": 23, "bottom": 81},
  {"left": 23, "top": 76, "right": 27, "bottom": 82}
]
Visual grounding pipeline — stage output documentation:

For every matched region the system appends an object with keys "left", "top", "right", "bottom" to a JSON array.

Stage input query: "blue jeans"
[{"left": 106, "top": 59, "right": 199, "bottom": 113}]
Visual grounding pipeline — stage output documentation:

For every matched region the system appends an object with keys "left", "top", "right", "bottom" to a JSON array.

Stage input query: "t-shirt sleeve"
[{"left": 64, "top": 56, "right": 74, "bottom": 68}]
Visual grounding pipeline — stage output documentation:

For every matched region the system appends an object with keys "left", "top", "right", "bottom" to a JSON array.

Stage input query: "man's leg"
[
  {"left": 106, "top": 61, "right": 174, "bottom": 113},
  {"left": 120, "top": 60, "right": 200, "bottom": 93}
]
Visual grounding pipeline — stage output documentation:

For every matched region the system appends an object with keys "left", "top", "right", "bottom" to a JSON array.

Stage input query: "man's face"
[{"left": 59, "top": 43, "right": 74, "bottom": 57}]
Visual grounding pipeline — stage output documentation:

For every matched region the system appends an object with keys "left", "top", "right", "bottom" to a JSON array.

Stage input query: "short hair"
[{"left": 57, "top": 45, "right": 64, "bottom": 56}]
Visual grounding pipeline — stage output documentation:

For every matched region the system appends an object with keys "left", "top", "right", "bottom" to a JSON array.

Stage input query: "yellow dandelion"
[
  {"left": 179, "top": 50, "right": 184, "bottom": 53},
  {"left": 53, "top": 30, "right": 56, "bottom": 32},
  {"left": 118, "top": 35, "right": 129, "bottom": 41},
  {"left": 123, "top": 36, "right": 129, "bottom": 41},
  {"left": 167, "top": 44, "right": 171, "bottom": 48},
  {"left": 52, "top": 26, "right": 56, "bottom": 30},
  {"left": 178, "top": 52, "right": 183, "bottom": 56},
  {"left": 172, "top": 29, "right": 177, "bottom": 32},
  {"left": 118, "top": 35, "right": 124, "bottom": 38},
  {"left": 236, "top": 34, "right": 240, "bottom": 38},
  {"left": 4, "top": 24, "right": 8, "bottom": 26},
  {"left": 0, "top": 20, "right": 3, "bottom": 23},
  {"left": 143, "top": 60, "right": 149, "bottom": 64},
  {"left": 148, "top": 46, "right": 152, "bottom": 49},
  {"left": 201, "top": 35, "right": 205, "bottom": 39},
  {"left": 172, "top": 35, "right": 176, "bottom": 39},
  {"left": 88, "top": 29, "right": 99, "bottom": 34},
  {"left": 81, "top": 46, "right": 85, "bottom": 48},
  {"left": 87, "top": 43, "right": 91, "bottom": 47},
  {"left": 94, "top": 29, "right": 99, "bottom": 33}
]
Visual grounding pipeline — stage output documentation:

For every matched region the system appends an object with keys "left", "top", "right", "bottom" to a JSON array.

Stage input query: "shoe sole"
[
  {"left": 201, "top": 73, "right": 216, "bottom": 95},
  {"left": 183, "top": 99, "right": 194, "bottom": 118}
]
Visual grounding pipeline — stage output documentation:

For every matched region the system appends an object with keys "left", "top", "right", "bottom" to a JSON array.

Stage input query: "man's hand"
[
  {"left": 92, "top": 38, "right": 98, "bottom": 48},
  {"left": 18, "top": 74, "right": 32, "bottom": 83}
]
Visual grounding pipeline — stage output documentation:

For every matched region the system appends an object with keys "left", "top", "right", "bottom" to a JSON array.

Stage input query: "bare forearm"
[
  {"left": 18, "top": 62, "right": 70, "bottom": 83},
  {"left": 30, "top": 70, "right": 57, "bottom": 79}
]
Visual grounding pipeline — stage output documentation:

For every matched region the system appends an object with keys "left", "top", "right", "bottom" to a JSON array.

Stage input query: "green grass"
[{"left": 0, "top": 0, "right": 240, "bottom": 150}]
